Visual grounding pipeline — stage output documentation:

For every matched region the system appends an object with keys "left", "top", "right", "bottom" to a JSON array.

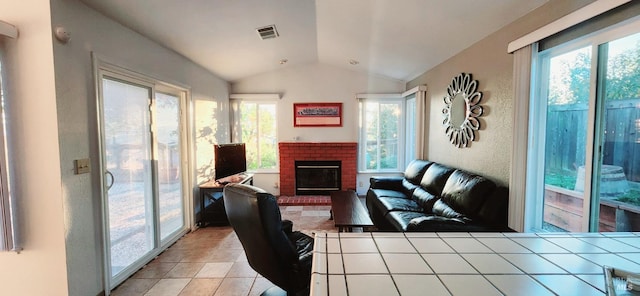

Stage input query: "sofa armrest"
[{"left": 369, "top": 176, "right": 404, "bottom": 191}]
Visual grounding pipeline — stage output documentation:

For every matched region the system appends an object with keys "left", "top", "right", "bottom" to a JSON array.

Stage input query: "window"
[
  {"left": 230, "top": 99, "right": 278, "bottom": 171},
  {"left": 358, "top": 97, "right": 404, "bottom": 172},
  {"left": 527, "top": 17, "right": 640, "bottom": 232}
]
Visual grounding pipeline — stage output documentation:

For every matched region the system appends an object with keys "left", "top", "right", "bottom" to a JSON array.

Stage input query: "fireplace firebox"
[{"left": 295, "top": 160, "right": 341, "bottom": 195}]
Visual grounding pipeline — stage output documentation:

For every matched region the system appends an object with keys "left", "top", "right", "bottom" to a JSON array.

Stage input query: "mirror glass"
[
  {"left": 449, "top": 92, "right": 466, "bottom": 127},
  {"left": 442, "top": 73, "right": 483, "bottom": 148}
]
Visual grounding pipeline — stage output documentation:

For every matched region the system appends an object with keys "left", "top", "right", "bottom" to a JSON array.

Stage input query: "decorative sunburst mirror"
[{"left": 442, "top": 73, "right": 483, "bottom": 148}]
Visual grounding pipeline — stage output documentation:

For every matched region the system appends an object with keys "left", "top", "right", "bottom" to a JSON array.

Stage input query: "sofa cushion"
[
  {"left": 431, "top": 199, "right": 470, "bottom": 220},
  {"left": 369, "top": 176, "right": 404, "bottom": 191},
  {"left": 401, "top": 179, "right": 420, "bottom": 197},
  {"left": 386, "top": 211, "right": 429, "bottom": 231},
  {"left": 407, "top": 215, "right": 512, "bottom": 232},
  {"left": 420, "top": 163, "right": 455, "bottom": 195},
  {"left": 440, "top": 170, "right": 496, "bottom": 215},
  {"left": 401, "top": 160, "right": 433, "bottom": 196},
  {"left": 407, "top": 216, "right": 490, "bottom": 232},
  {"left": 368, "top": 188, "right": 408, "bottom": 199},
  {"left": 373, "top": 197, "right": 423, "bottom": 214},
  {"left": 411, "top": 187, "right": 439, "bottom": 212},
  {"left": 404, "top": 160, "right": 433, "bottom": 184}
]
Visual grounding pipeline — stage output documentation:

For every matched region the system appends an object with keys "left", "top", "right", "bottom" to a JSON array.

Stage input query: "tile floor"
[{"left": 110, "top": 205, "right": 336, "bottom": 296}]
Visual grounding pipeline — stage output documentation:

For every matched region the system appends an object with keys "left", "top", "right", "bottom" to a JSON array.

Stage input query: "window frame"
[
  {"left": 404, "top": 94, "right": 417, "bottom": 168},
  {"left": 358, "top": 95, "right": 406, "bottom": 173},
  {"left": 0, "top": 35, "right": 16, "bottom": 252}
]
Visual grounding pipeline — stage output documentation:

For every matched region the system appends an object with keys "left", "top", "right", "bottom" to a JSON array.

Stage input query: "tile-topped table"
[{"left": 310, "top": 232, "right": 640, "bottom": 295}]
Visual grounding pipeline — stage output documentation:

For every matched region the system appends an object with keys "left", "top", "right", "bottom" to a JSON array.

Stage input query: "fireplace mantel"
[{"left": 278, "top": 142, "right": 357, "bottom": 196}]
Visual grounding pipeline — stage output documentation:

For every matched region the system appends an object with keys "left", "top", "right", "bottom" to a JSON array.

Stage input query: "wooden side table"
[{"left": 198, "top": 173, "right": 253, "bottom": 226}]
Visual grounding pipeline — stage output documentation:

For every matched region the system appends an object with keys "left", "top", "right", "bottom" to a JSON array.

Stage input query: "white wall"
[
  {"left": 232, "top": 63, "right": 405, "bottom": 195},
  {"left": 48, "top": 0, "right": 230, "bottom": 295},
  {"left": 0, "top": 0, "right": 69, "bottom": 295}
]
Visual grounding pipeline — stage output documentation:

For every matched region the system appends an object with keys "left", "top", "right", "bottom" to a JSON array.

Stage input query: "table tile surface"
[
  {"left": 460, "top": 254, "right": 521, "bottom": 274},
  {"left": 438, "top": 275, "right": 501, "bottom": 296},
  {"left": 475, "top": 237, "right": 531, "bottom": 253},
  {"left": 485, "top": 274, "right": 556, "bottom": 296},
  {"left": 310, "top": 232, "right": 640, "bottom": 295},
  {"left": 408, "top": 237, "right": 454, "bottom": 253},
  {"left": 532, "top": 274, "right": 604, "bottom": 296},
  {"left": 382, "top": 253, "right": 432, "bottom": 274},
  {"left": 500, "top": 253, "right": 566, "bottom": 274},
  {"left": 393, "top": 274, "right": 449, "bottom": 296},
  {"left": 442, "top": 237, "right": 493, "bottom": 253}
]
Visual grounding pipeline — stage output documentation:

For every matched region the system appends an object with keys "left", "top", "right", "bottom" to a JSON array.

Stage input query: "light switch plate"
[{"left": 74, "top": 158, "right": 90, "bottom": 174}]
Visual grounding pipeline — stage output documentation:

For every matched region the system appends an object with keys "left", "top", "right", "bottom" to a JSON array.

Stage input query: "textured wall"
[{"left": 406, "top": 0, "right": 596, "bottom": 187}]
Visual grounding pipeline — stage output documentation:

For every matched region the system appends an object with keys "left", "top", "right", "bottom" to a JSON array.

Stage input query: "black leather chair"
[{"left": 223, "top": 183, "right": 314, "bottom": 296}]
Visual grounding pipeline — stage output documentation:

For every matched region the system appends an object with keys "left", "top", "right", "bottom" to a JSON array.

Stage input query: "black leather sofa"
[{"left": 365, "top": 159, "right": 511, "bottom": 232}]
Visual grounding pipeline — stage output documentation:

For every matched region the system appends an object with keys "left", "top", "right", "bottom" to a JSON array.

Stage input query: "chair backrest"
[{"left": 223, "top": 183, "right": 298, "bottom": 291}]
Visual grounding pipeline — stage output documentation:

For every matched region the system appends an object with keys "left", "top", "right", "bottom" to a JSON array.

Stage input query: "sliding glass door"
[
  {"left": 530, "top": 19, "right": 640, "bottom": 232},
  {"left": 538, "top": 46, "right": 592, "bottom": 232},
  {"left": 98, "top": 67, "right": 189, "bottom": 288},
  {"left": 102, "top": 77, "right": 155, "bottom": 278},
  {"left": 594, "top": 32, "right": 640, "bottom": 231}
]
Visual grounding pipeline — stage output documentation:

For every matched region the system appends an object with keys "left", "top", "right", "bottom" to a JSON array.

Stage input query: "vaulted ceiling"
[{"left": 79, "top": 0, "right": 549, "bottom": 82}]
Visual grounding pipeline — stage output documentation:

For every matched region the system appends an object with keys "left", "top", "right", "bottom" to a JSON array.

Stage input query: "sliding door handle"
[{"left": 105, "top": 170, "right": 114, "bottom": 191}]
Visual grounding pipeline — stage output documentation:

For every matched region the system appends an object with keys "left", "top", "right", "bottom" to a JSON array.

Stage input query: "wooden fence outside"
[{"left": 546, "top": 99, "right": 640, "bottom": 182}]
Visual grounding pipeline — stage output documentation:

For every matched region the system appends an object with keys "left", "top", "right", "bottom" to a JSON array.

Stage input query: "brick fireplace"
[{"left": 278, "top": 142, "right": 357, "bottom": 196}]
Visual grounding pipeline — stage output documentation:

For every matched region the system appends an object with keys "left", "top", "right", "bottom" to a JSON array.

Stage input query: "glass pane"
[
  {"left": 155, "top": 92, "right": 184, "bottom": 240},
  {"left": 240, "top": 102, "right": 258, "bottom": 170},
  {"left": 364, "top": 102, "right": 380, "bottom": 170},
  {"left": 597, "top": 32, "right": 640, "bottom": 232},
  {"left": 379, "top": 103, "right": 400, "bottom": 170},
  {"left": 361, "top": 101, "right": 401, "bottom": 171},
  {"left": 542, "top": 46, "right": 591, "bottom": 232},
  {"left": 102, "top": 78, "right": 154, "bottom": 276},
  {"left": 257, "top": 103, "right": 277, "bottom": 169}
]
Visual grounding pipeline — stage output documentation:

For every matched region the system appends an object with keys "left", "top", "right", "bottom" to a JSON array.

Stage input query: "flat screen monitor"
[{"left": 214, "top": 143, "right": 247, "bottom": 180}]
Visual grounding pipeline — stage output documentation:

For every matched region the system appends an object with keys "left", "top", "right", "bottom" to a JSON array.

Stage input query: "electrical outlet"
[
  {"left": 358, "top": 181, "right": 363, "bottom": 187},
  {"left": 74, "top": 158, "right": 90, "bottom": 174}
]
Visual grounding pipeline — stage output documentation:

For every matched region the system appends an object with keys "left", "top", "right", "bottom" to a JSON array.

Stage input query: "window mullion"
[
  {"left": 255, "top": 104, "right": 261, "bottom": 169},
  {"left": 376, "top": 104, "right": 382, "bottom": 171}
]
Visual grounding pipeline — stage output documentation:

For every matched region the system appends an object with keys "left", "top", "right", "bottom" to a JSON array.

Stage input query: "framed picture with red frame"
[{"left": 293, "top": 103, "right": 342, "bottom": 127}]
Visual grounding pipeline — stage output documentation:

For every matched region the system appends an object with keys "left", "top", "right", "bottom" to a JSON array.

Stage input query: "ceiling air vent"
[{"left": 256, "top": 25, "right": 279, "bottom": 40}]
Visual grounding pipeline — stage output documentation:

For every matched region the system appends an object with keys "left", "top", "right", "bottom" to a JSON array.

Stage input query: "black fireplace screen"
[{"left": 295, "top": 160, "right": 341, "bottom": 195}]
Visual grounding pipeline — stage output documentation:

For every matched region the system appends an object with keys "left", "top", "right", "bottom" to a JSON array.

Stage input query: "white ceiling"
[{"left": 78, "top": 0, "right": 549, "bottom": 82}]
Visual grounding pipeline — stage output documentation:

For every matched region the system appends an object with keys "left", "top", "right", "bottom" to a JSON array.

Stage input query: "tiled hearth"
[
  {"left": 277, "top": 195, "right": 331, "bottom": 206},
  {"left": 278, "top": 142, "right": 357, "bottom": 196}
]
